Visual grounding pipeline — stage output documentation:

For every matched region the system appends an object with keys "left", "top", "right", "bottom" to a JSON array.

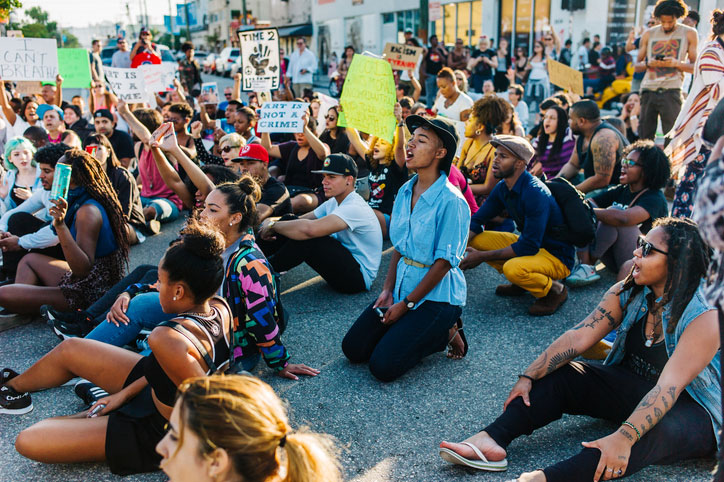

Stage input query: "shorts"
[
  {"left": 105, "top": 359, "right": 167, "bottom": 475},
  {"left": 140, "top": 196, "right": 180, "bottom": 223}
]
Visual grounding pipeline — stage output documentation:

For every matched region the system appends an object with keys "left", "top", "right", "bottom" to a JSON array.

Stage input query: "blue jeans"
[
  {"left": 140, "top": 196, "right": 180, "bottom": 223},
  {"left": 342, "top": 300, "right": 462, "bottom": 382},
  {"left": 85, "top": 292, "right": 175, "bottom": 348},
  {"left": 425, "top": 75, "right": 438, "bottom": 107}
]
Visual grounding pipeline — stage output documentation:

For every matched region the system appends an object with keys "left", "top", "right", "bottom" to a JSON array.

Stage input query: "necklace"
[
  {"left": 184, "top": 308, "right": 215, "bottom": 318},
  {"left": 644, "top": 310, "right": 662, "bottom": 348}
]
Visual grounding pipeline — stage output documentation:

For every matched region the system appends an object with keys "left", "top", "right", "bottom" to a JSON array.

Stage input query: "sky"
[{"left": 17, "top": 0, "right": 171, "bottom": 28}]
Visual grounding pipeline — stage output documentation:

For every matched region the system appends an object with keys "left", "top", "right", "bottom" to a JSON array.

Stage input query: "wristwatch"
[
  {"left": 403, "top": 297, "right": 415, "bottom": 310},
  {"left": 267, "top": 220, "right": 277, "bottom": 231}
]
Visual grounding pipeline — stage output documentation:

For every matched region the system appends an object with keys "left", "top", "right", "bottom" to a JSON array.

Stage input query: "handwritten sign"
[
  {"left": 383, "top": 43, "right": 424, "bottom": 71},
  {"left": 340, "top": 54, "right": 396, "bottom": 142},
  {"left": 0, "top": 38, "right": 58, "bottom": 81},
  {"left": 139, "top": 63, "right": 176, "bottom": 93},
  {"left": 200, "top": 82, "right": 219, "bottom": 105},
  {"left": 316, "top": 92, "right": 339, "bottom": 135},
  {"left": 238, "top": 27, "right": 280, "bottom": 92},
  {"left": 104, "top": 67, "right": 148, "bottom": 102},
  {"left": 256, "top": 102, "right": 310, "bottom": 133},
  {"left": 6, "top": 30, "right": 23, "bottom": 38},
  {"left": 547, "top": 58, "right": 584, "bottom": 96},
  {"left": 14, "top": 81, "right": 41, "bottom": 97},
  {"left": 57, "top": 48, "right": 92, "bottom": 88}
]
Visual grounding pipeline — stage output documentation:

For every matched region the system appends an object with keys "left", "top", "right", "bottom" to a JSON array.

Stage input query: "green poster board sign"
[{"left": 57, "top": 48, "right": 92, "bottom": 88}]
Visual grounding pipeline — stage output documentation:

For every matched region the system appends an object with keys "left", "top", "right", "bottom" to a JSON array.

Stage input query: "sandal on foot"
[
  {"left": 446, "top": 319, "right": 469, "bottom": 359},
  {"left": 439, "top": 441, "right": 508, "bottom": 471}
]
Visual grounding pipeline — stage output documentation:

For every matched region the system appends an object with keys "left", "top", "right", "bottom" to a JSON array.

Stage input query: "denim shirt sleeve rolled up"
[{"left": 389, "top": 172, "right": 470, "bottom": 308}]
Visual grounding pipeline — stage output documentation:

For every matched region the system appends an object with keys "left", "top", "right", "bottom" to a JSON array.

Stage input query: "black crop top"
[
  {"left": 621, "top": 311, "right": 669, "bottom": 383},
  {"left": 143, "top": 297, "right": 231, "bottom": 406}
]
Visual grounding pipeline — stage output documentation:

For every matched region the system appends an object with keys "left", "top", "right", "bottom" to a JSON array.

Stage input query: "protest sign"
[
  {"left": 6, "top": 30, "right": 23, "bottom": 38},
  {"left": 315, "top": 92, "right": 339, "bottom": 135},
  {"left": 104, "top": 67, "right": 148, "bottom": 102},
  {"left": 139, "top": 63, "right": 176, "bottom": 93},
  {"left": 57, "top": 48, "right": 92, "bottom": 88},
  {"left": 15, "top": 81, "right": 40, "bottom": 96},
  {"left": 238, "top": 28, "right": 280, "bottom": 92},
  {"left": 0, "top": 38, "right": 58, "bottom": 81},
  {"left": 383, "top": 43, "right": 424, "bottom": 71},
  {"left": 339, "top": 54, "right": 396, "bottom": 142},
  {"left": 547, "top": 58, "right": 584, "bottom": 96},
  {"left": 200, "top": 82, "right": 219, "bottom": 105},
  {"left": 256, "top": 102, "right": 310, "bottom": 133}
]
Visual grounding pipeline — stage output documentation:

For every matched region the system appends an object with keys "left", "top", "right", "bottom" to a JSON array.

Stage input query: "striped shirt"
[{"left": 530, "top": 127, "right": 576, "bottom": 178}]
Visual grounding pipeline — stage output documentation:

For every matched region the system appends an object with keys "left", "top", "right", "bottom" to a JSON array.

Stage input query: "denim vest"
[{"left": 604, "top": 284, "right": 721, "bottom": 446}]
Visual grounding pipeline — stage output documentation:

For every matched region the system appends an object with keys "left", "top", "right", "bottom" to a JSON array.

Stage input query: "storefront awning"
[{"left": 277, "top": 24, "right": 313, "bottom": 38}]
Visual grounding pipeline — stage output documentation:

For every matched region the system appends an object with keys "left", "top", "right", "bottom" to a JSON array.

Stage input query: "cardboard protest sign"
[
  {"left": 383, "top": 43, "right": 424, "bottom": 71},
  {"left": 238, "top": 28, "right": 280, "bottom": 92},
  {"left": 200, "top": 82, "right": 219, "bottom": 105},
  {"left": 14, "top": 81, "right": 41, "bottom": 96},
  {"left": 0, "top": 38, "right": 58, "bottom": 81},
  {"left": 139, "top": 63, "right": 176, "bottom": 93},
  {"left": 57, "top": 48, "right": 92, "bottom": 88},
  {"left": 547, "top": 58, "right": 584, "bottom": 96},
  {"left": 256, "top": 102, "right": 310, "bottom": 133},
  {"left": 340, "top": 54, "right": 396, "bottom": 142},
  {"left": 104, "top": 67, "right": 148, "bottom": 102}
]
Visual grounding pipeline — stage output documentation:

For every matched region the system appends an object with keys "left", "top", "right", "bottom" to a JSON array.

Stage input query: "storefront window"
[
  {"left": 443, "top": 4, "right": 456, "bottom": 46},
  {"left": 471, "top": 0, "right": 482, "bottom": 44},
  {"left": 500, "top": 0, "right": 550, "bottom": 55}
]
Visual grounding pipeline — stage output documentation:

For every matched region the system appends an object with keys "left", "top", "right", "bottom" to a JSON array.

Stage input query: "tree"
[
  {"left": 0, "top": 0, "right": 22, "bottom": 12},
  {"left": 24, "top": 5, "right": 47, "bottom": 23}
]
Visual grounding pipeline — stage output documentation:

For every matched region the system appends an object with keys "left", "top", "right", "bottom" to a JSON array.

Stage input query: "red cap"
[{"left": 232, "top": 143, "right": 269, "bottom": 164}]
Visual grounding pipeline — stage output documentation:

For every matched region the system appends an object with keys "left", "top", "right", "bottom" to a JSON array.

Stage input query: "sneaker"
[
  {"left": 0, "top": 384, "right": 32, "bottom": 414},
  {"left": 44, "top": 306, "right": 95, "bottom": 340},
  {"left": 494, "top": 283, "right": 528, "bottom": 297},
  {"left": 1, "top": 368, "right": 19, "bottom": 386},
  {"left": 74, "top": 380, "right": 109, "bottom": 407},
  {"left": 529, "top": 286, "right": 569, "bottom": 316},
  {"left": 565, "top": 264, "right": 601, "bottom": 287}
]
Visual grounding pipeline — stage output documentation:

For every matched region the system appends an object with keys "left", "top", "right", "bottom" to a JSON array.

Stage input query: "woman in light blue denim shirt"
[
  {"left": 342, "top": 115, "right": 470, "bottom": 382},
  {"left": 440, "top": 218, "right": 720, "bottom": 481}
]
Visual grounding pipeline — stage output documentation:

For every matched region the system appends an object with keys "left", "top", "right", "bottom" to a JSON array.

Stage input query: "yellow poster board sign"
[{"left": 547, "top": 58, "right": 584, "bottom": 96}]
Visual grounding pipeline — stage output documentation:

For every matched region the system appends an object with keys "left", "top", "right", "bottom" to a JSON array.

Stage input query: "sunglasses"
[
  {"left": 324, "top": 115, "right": 336, "bottom": 120},
  {"left": 221, "top": 145, "right": 240, "bottom": 153},
  {"left": 544, "top": 38, "right": 552, "bottom": 41},
  {"left": 637, "top": 236, "right": 668, "bottom": 257},
  {"left": 621, "top": 158, "right": 643, "bottom": 168},
  {"left": 224, "top": 93, "right": 232, "bottom": 98}
]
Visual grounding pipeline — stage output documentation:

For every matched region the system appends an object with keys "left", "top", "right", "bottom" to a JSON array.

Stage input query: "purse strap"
[{"left": 628, "top": 188, "right": 649, "bottom": 208}]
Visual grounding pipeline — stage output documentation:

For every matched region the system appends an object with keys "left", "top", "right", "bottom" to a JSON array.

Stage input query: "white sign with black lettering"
[
  {"left": 104, "top": 67, "right": 148, "bottom": 102},
  {"left": 256, "top": 102, "right": 310, "bottom": 133},
  {"left": 0, "top": 38, "right": 58, "bottom": 81},
  {"left": 238, "top": 27, "right": 280, "bottom": 92}
]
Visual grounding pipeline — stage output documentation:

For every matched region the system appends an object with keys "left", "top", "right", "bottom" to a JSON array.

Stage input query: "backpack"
[{"left": 544, "top": 177, "right": 597, "bottom": 248}]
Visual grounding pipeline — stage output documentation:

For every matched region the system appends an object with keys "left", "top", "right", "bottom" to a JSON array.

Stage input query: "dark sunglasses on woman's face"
[
  {"left": 637, "top": 236, "right": 668, "bottom": 257},
  {"left": 221, "top": 145, "right": 239, "bottom": 153},
  {"left": 325, "top": 115, "right": 336, "bottom": 121},
  {"left": 621, "top": 158, "right": 643, "bottom": 168}
]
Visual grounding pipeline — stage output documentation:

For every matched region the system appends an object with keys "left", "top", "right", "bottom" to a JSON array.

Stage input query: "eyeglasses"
[
  {"left": 221, "top": 145, "right": 240, "bottom": 153},
  {"left": 637, "top": 236, "right": 668, "bottom": 257},
  {"left": 621, "top": 158, "right": 643, "bottom": 168},
  {"left": 544, "top": 38, "right": 552, "bottom": 41},
  {"left": 224, "top": 93, "right": 232, "bottom": 98}
]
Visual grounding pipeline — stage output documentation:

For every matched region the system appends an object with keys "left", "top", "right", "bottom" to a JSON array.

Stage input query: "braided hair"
[
  {"left": 214, "top": 174, "right": 261, "bottom": 233},
  {"left": 620, "top": 217, "right": 710, "bottom": 333},
  {"left": 63, "top": 148, "right": 130, "bottom": 261}
]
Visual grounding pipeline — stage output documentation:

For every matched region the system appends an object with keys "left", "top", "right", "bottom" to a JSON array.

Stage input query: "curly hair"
[
  {"left": 367, "top": 132, "right": 398, "bottom": 170},
  {"left": 624, "top": 140, "right": 671, "bottom": 190},
  {"left": 711, "top": 9, "right": 724, "bottom": 39},
  {"left": 653, "top": 0, "right": 688, "bottom": 19},
  {"left": 470, "top": 96, "right": 511, "bottom": 136},
  {"left": 620, "top": 217, "right": 710, "bottom": 333}
]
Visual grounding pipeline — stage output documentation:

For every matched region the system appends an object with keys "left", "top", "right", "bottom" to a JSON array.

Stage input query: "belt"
[{"left": 403, "top": 257, "right": 432, "bottom": 268}]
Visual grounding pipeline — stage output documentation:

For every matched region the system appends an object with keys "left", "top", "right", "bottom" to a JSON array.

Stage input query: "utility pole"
[
  {"left": 419, "top": 0, "right": 428, "bottom": 44},
  {"left": 242, "top": 0, "right": 248, "bottom": 25},
  {"left": 184, "top": 0, "right": 191, "bottom": 41}
]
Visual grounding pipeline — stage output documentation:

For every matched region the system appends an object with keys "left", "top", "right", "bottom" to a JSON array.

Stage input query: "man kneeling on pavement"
[{"left": 460, "top": 135, "right": 575, "bottom": 316}]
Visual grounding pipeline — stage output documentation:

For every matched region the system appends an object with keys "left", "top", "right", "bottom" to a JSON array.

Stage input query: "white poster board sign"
[
  {"left": 0, "top": 38, "right": 58, "bottom": 81},
  {"left": 256, "top": 102, "right": 310, "bottom": 133},
  {"left": 238, "top": 28, "right": 280, "bottom": 92},
  {"left": 104, "top": 67, "right": 148, "bottom": 102},
  {"left": 139, "top": 63, "right": 176, "bottom": 93},
  {"left": 315, "top": 92, "right": 339, "bottom": 135}
]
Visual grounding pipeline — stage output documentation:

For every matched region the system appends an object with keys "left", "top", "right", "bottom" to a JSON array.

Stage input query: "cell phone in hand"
[
  {"left": 375, "top": 307, "right": 389, "bottom": 318},
  {"left": 655, "top": 55, "right": 665, "bottom": 61}
]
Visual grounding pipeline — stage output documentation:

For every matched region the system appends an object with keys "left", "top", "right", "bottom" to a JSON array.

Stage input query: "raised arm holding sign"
[
  {"left": 256, "top": 102, "right": 310, "bottom": 133},
  {"left": 238, "top": 28, "right": 281, "bottom": 92}
]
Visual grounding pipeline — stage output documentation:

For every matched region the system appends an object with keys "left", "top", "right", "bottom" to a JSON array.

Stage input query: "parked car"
[
  {"left": 215, "top": 48, "right": 240, "bottom": 77},
  {"left": 203, "top": 53, "right": 217, "bottom": 74}
]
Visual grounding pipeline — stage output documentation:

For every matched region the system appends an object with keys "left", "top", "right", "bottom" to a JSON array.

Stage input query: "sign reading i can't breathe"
[
  {"left": 0, "top": 38, "right": 58, "bottom": 81},
  {"left": 256, "top": 102, "right": 310, "bottom": 133},
  {"left": 104, "top": 67, "right": 148, "bottom": 102},
  {"left": 238, "top": 27, "right": 280, "bottom": 92}
]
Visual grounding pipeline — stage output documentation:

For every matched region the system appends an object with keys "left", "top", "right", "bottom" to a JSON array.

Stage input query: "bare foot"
[
  {"left": 439, "top": 431, "right": 507, "bottom": 462},
  {"left": 516, "top": 470, "right": 546, "bottom": 482}
]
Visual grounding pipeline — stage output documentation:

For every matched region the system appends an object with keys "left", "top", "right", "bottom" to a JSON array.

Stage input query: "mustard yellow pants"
[{"left": 470, "top": 231, "right": 571, "bottom": 298}]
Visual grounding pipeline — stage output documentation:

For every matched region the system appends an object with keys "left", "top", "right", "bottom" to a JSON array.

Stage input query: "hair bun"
[
  {"left": 237, "top": 175, "right": 262, "bottom": 203},
  {"left": 180, "top": 219, "right": 225, "bottom": 259}
]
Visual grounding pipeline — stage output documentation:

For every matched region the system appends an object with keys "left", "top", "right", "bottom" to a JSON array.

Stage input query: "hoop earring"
[{"left": 474, "top": 129, "right": 482, "bottom": 136}]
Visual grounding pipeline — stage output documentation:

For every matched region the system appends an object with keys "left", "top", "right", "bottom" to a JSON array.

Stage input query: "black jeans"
[
  {"left": 342, "top": 301, "right": 462, "bottom": 382},
  {"left": 85, "top": 265, "right": 158, "bottom": 322},
  {"left": 639, "top": 89, "right": 682, "bottom": 141},
  {"left": 484, "top": 361, "right": 716, "bottom": 482},
  {"left": 3, "top": 212, "right": 64, "bottom": 278},
  {"left": 269, "top": 235, "right": 366, "bottom": 294}
]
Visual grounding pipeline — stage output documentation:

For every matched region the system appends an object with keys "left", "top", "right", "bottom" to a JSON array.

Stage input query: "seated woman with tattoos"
[{"left": 439, "top": 217, "right": 720, "bottom": 482}]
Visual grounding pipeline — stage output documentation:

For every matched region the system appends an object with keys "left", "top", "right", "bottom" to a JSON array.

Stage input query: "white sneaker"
[{"left": 566, "top": 264, "right": 601, "bottom": 287}]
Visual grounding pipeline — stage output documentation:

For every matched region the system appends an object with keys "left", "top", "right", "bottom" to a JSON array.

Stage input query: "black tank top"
[
  {"left": 622, "top": 311, "right": 669, "bottom": 382},
  {"left": 576, "top": 121, "right": 627, "bottom": 187},
  {"left": 143, "top": 297, "right": 231, "bottom": 406}
]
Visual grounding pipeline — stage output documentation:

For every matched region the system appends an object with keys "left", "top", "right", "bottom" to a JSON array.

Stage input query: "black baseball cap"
[
  {"left": 94, "top": 109, "right": 114, "bottom": 121},
  {"left": 404, "top": 114, "right": 459, "bottom": 174},
  {"left": 312, "top": 153, "right": 358, "bottom": 178}
]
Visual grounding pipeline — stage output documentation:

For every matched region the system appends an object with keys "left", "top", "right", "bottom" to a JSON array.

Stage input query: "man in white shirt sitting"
[
  {"left": 259, "top": 153, "right": 382, "bottom": 293},
  {"left": 287, "top": 38, "right": 318, "bottom": 98}
]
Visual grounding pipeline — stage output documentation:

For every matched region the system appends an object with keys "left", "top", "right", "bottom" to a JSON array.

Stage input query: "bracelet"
[
  {"left": 517, "top": 374, "right": 535, "bottom": 383},
  {"left": 621, "top": 421, "right": 641, "bottom": 441},
  {"left": 398, "top": 122, "right": 404, "bottom": 127}
]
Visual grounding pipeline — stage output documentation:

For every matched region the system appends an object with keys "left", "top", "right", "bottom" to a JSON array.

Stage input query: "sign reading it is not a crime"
[{"left": 0, "top": 38, "right": 58, "bottom": 81}]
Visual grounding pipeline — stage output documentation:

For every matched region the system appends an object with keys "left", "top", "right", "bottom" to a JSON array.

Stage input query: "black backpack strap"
[{"left": 158, "top": 320, "right": 217, "bottom": 373}]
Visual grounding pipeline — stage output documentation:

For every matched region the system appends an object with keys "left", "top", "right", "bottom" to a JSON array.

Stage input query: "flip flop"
[
  {"left": 446, "top": 318, "right": 469, "bottom": 359},
  {"left": 439, "top": 442, "right": 508, "bottom": 471}
]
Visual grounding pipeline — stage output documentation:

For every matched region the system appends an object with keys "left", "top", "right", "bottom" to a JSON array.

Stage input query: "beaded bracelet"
[{"left": 621, "top": 421, "right": 641, "bottom": 441}]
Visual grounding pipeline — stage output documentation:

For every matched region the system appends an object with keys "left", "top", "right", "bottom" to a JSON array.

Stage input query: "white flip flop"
[{"left": 439, "top": 441, "right": 508, "bottom": 471}]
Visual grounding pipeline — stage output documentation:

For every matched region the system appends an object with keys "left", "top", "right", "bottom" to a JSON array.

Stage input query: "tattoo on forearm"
[
  {"left": 654, "top": 407, "right": 663, "bottom": 422},
  {"left": 661, "top": 396, "right": 669, "bottom": 410},
  {"left": 618, "top": 427, "right": 634, "bottom": 442},
  {"left": 546, "top": 348, "right": 578, "bottom": 375},
  {"left": 634, "top": 385, "right": 661, "bottom": 412},
  {"left": 634, "top": 385, "right": 678, "bottom": 436}
]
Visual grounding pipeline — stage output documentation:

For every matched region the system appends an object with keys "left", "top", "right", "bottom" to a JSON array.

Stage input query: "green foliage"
[
  {"left": 62, "top": 30, "right": 81, "bottom": 48},
  {"left": 25, "top": 5, "right": 47, "bottom": 23},
  {"left": 21, "top": 22, "right": 49, "bottom": 38},
  {"left": 0, "top": 0, "right": 23, "bottom": 12}
]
